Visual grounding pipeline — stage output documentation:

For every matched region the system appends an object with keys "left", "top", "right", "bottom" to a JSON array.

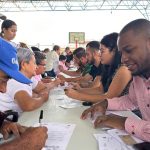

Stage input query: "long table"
[{"left": 18, "top": 86, "right": 138, "bottom": 150}]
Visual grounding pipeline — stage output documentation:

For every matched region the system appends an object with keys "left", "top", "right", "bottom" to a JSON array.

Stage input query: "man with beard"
[
  {"left": 65, "top": 41, "right": 104, "bottom": 99},
  {"left": 86, "top": 41, "right": 102, "bottom": 80},
  {"left": 59, "top": 41, "right": 102, "bottom": 89},
  {"left": 77, "top": 41, "right": 102, "bottom": 88},
  {"left": 81, "top": 18, "right": 150, "bottom": 142},
  {"left": 58, "top": 47, "right": 93, "bottom": 83}
]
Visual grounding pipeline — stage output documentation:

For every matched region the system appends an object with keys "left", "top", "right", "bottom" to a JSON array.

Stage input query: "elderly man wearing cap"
[{"left": 0, "top": 38, "right": 47, "bottom": 149}]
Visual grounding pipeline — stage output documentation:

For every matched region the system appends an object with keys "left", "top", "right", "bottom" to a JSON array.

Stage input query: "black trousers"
[{"left": 46, "top": 69, "right": 56, "bottom": 78}]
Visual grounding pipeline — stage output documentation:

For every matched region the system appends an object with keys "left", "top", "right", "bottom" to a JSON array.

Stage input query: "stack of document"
[
  {"left": 94, "top": 129, "right": 143, "bottom": 150},
  {"left": 86, "top": 111, "right": 142, "bottom": 150},
  {"left": 51, "top": 86, "right": 83, "bottom": 109},
  {"left": 58, "top": 95, "right": 83, "bottom": 109}
]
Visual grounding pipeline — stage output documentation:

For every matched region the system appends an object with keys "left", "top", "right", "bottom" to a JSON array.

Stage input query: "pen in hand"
[{"left": 39, "top": 110, "right": 43, "bottom": 126}]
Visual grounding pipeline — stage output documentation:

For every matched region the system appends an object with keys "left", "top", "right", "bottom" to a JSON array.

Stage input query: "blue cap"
[{"left": 0, "top": 38, "right": 31, "bottom": 84}]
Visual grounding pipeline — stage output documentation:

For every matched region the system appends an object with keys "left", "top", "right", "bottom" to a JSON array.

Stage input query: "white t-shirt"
[
  {"left": 45, "top": 50, "right": 59, "bottom": 73},
  {"left": 0, "top": 77, "right": 38, "bottom": 115}
]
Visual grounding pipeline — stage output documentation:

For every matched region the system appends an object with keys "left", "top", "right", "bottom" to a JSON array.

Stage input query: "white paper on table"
[
  {"left": 40, "top": 122, "right": 76, "bottom": 150},
  {"left": 59, "top": 101, "right": 82, "bottom": 109},
  {"left": 50, "top": 83, "right": 71, "bottom": 96},
  {"left": 107, "top": 129, "right": 143, "bottom": 149},
  {"left": 94, "top": 133, "right": 128, "bottom": 150},
  {"left": 50, "top": 88, "right": 83, "bottom": 108},
  {"left": 94, "top": 129, "right": 143, "bottom": 150},
  {"left": 58, "top": 96, "right": 83, "bottom": 109},
  {"left": 59, "top": 103, "right": 82, "bottom": 109},
  {"left": 50, "top": 87, "right": 65, "bottom": 95},
  {"left": 54, "top": 95, "right": 65, "bottom": 100}
]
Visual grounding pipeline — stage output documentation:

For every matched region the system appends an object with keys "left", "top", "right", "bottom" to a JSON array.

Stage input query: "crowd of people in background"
[{"left": 0, "top": 18, "right": 150, "bottom": 149}]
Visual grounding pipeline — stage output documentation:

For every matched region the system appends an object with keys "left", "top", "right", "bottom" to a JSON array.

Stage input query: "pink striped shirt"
[{"left": 107, "top": 76, "right": 150, "bottom": 142}]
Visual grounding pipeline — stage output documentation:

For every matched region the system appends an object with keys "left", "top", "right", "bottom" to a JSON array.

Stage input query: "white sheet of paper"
[
  {"left": 94, "top": 129, "right": 143, "bottom": 150},
  {"left": 58, "top": 95, "right": 82, "bottom": 109},
  {"left": 40, "top": 122, "right": 76, "bottom": 150},
  {"left": 59, "top": 100, "right": 82, "bottom": 109},
  {"left": 50, "top": 88, "right": 65, "bottom": 95},
  {"left": 59, "top": 104, "right": 82, "bottom": 109},
  {"left": 107, "top": 129, "right": 143, "bottom": 148},
  {"left": 94, "top": 133, "right": 128, "bottom": 150}
]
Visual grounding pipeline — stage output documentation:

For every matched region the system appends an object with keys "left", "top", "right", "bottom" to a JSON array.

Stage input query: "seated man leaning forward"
[
  {"left": 81, "top": 19, "right": 150, "bottom": 142},
  {"left": 0, "top": 47, "right": 49, "bottom": 115},
  {"left": 0, "top": 38, "right": 47, "bottom": 150}
]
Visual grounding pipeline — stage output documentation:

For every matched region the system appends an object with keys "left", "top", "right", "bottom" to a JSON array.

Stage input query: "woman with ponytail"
[{"left": 1, "top": 19, "right": 18, "bottom": 48}]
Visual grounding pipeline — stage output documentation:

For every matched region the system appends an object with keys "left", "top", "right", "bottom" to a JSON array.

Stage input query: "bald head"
[
  {"left": 118, "top": 18, "right": 150, "bottom": 77},
  {"left": 120, "top": 18, "right": 150, "bottom": 37}
]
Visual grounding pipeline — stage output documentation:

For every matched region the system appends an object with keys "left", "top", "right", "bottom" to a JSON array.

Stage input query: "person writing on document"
[
  {"left": 81, "top": 19, "right": 150, "bottom": 142},
  {"left": 0, "top": 38, "right": 47, "bottom": 149}
]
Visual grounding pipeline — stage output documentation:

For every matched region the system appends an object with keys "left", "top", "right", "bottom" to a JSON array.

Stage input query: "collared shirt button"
[
  {"left": 147, "top": 87, "right": 150, "bottom": 90},
  {"left": 132, "top": 132, "right": 135, "bottom": 135},
  {"left": 147, "top": 104, "right": 150, "bottom": 107}
]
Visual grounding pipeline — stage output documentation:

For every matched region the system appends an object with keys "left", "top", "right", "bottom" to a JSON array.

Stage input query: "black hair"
[
  {"left": 120, "top": 18, "right": 150, "bottom": 36},
  {"left": 101, "top": 32, "right": 118, "bottom": 52},
  {"left": 31, "top": 46, "right": 41, "bottom": 52},
  {"left": 86, "top": 41, "right": 100, "bottom": 52},
  {"left": 65, "top": 47, "right": 70, "bottom": 51},
  {"left": 59, "top": 55, "right": 67, "bottom": 61},
  {"left": 100, "top": 32, "right": 121, "bottom": 92},
  {"left": 53, "top": 45, "right": 60, "bottom": 51},
  {"left": 1, "top": 19, "right": 16, "bottom": 37},
  {"left": 43, "top": 48, "right": 50, "bottom": 53},
  {"left": 76, "top": 51, "right": 86, "bottom": 59},
  {"left": 34, "top": 51, "right": 46, "bottom": 65},
  {"left": 73, "top": 47, "right": 85, "bottom": 56}
]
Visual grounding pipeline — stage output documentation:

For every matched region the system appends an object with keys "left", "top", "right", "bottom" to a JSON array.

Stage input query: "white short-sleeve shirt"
[
  {"left": 0, "top": 77, "right": 38, "bottom": 115},
  {"left": 45, "top": 50, "right": 59, "bottom": 73}
]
